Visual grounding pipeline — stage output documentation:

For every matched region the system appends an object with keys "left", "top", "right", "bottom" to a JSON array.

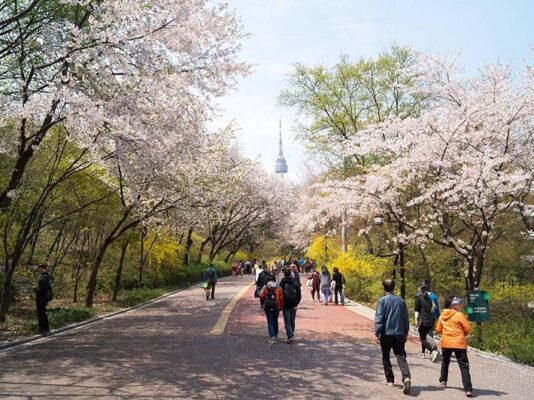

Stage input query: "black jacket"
[
  {"left": 332, "top": 272, "right": 345, "bottom": 289},
  {"left": 279, "top": 276, "right": 302, "bottom": 309},
  {"left": 36, "top": 272, "right": 50, "bottom": 303},
  {"left": 415, "top": 294, "right": 434, "bottom": 327}
]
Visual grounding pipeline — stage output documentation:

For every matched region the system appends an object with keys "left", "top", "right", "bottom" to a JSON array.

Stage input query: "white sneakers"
[{"left": 402, "top": 378, "right": 411, "bottom": 395}]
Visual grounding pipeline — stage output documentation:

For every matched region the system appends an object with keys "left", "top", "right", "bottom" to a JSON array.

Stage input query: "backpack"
[
  {"left": 283, "top": 281, "right": 298, "bottom": 307},
  {"left": 264, "top": 287, "right": 277, "bottom": 311},
  {"left": 207, "top": 268, "right": 215, "bottom": 281}
]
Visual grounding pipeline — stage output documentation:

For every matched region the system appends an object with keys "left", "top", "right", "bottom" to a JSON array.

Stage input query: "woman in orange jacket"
[
  {"left": 435, "top": 295, "right": 473, "bottom": 397},
  {"left": 260, "top": 279, "right": 284, "bottom": 344}
]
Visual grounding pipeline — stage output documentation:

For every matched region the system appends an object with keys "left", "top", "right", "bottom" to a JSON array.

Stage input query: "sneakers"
[
  {"left": 268, "top": 338, "right": 276, "bottom": 345},
  {"left": 439, "top": 381, "right": 447, "bottom": 388},
  {"left": 402, "top": 378, "right": 411, "bottom": 395},
  {"left": 383, "top": 380, "right": 394, "bottom": 387},
  {"left": 419, "top": 352, "right": 426, "bottom": 359},
  {"left": 431, "top": 349, "right": 440, "bottom": 363},
  {"left": 465, "top": 391, "right": 473, "bottom": 397},
  {"left": 286, "top": 337, "right": 293, "bottom": 344}
]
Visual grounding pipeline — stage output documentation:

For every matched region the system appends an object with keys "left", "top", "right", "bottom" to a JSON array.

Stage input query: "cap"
[{"left": 451, "top": 296, "right": 463, "bottom": 306}]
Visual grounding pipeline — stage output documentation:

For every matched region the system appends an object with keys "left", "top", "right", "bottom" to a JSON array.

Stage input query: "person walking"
[
  {"left": 436, "top": 295, "right": 474, "bottom": 397},
  {"left": 309, "top": 270, "right": 321, "bottom": 302},
  {"left": 34, "top": 263, "right": 52, "bottom": 334},
  {"left": 256, "top": 266, "right": 274, "bottom": 307},
  {"left": 290, "top": 263, "right": 301, "bottom": 287},
  {"left": 259, "top": 276, "right": 283, "bottom": 344},
  {"left": 203, "top": 264, "right": 218, "bottom": 300},
  {"left": 280, "top": 268, "right": 301, "bottom": 343},
  {"left": 332, "top": 267, "right": 345, "bottom": 305},
  {"left": 415, "top": 284, "right": 440, "bottom": 362},
  {"left": 375, "top": 279, "right": 412, "bottom": 395},
  {"left": 319, "top": 266, "right": 331, "bottom": 305}
]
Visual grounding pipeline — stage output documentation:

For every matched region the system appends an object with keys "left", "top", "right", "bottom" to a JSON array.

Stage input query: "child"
[{"left": 435, "top": 295, "right": 473, "bottom": 398}]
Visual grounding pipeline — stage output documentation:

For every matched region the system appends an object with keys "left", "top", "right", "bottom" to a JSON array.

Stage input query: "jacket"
[
  {"left": 259, "top": 281, "right": 284, "bottom": 311},
  {"left": 320, "top": 271, "right": 331, "bottom": 289},
  {"left": 415, "top": 294, "right": 434, "bottom": 327},
  {"left": 36, "top": 272, "right": 51, "bottom": 303},
  {"left": 332, "top": 272, "right": 345, "bottom": 289},
  {"left": 203, "top": 267, "right": 218, "bottom": 283},
  {"left": 435, "top": 309, "right": 471, "bottom": 349},
  {"left": 375, "top": 293, "right": 409, "bottom": 337},
  {"left": 279, "top": 276, "right": 302, "bottom": 309}
]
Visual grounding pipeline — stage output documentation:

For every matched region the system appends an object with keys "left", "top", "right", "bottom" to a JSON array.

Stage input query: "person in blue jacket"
[{"left": 375, "top": 279, "right": 412, "bottom": 395}]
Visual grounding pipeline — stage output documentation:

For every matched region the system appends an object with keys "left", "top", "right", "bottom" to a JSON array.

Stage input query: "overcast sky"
[{"left": 212, "top": 0, "right": 534, "bottom": 182}]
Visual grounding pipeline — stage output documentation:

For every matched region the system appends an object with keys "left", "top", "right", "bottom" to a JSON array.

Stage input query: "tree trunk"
[
  {"left": 139, "top": 228, "right": 146, "bottom": 288},
  {"left": 73, "top": 264, "right": 81, "bottom": 303},
  {"left": 113, "top": 239, "right": 130, "bottom": 302},
  {"left": 85, "top": 238, "right": 113, "bottom": 307},
  {"left": 197, "top": 238, "right": 209, "bottom": 264},
  {"left": 467, "top": 248, "right": 485, "bottom": 290},
  {"left": 363, "top": 232, "right": 374, "bottom": 255},
  {"left": 183, "top": 227, "right": 193, "bottom": 266},
  {"left": 341, "top": 209, "right": 347, "bottom": 253}
]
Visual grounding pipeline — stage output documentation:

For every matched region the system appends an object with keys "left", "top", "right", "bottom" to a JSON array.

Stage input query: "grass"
[{"left": 117, "top": 287, "right": 175, "bottom": 307}]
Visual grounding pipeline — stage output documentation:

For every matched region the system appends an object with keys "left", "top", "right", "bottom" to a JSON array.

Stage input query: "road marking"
[{"left": 211, "top": 282, "right": 253, "bottom": 335}]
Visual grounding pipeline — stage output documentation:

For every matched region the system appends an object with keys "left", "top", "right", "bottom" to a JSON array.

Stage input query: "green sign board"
[{"left": 465, "top": 290, "right": 490, "bottom": 322}]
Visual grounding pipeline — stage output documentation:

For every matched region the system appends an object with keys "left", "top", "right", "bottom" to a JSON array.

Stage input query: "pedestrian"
[
  {"left": 256, "top": 266, "right": 274, "bottom": 307},
  {"left": 374, "top": 279, "right": 412, "bottom": 395},
  {"left": 332, "top": 267, "right": 345, "bottom": 305},
  {"left": 309, "top": 270, "right": 321, "bottom": 301},
  {"left": 415, "top": 284, "right": 440, "bottom": 362},
  {"left": 320, "top": 266, "right": 331, "bottom": 305},
  {"left": 280, "top": 268, "right": 301, "bottom": 343},
  {"left": 203, "top": 264, "right": 218, "bottom": 300},
  {"left": 436, "top": 295, "right": 473, "bottom": 397},
  {"left": 33, "top": 263, "right": 52, "bottom": 334},
  {"left": 259, "top": 275, "right": 283, "bottom": 344},
  {"left": 290, "top": 263, "right": 301, "bottom": 287}
]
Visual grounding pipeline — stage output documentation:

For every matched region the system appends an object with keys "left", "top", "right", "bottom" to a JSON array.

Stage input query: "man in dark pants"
[
  {"left": 374, "top": 279, "right": 411, "bottom": 395},
  {"left": 414, "top": 284, "right": 440, "bottom": 361},
  {"left": 34, "top": 264, "right": 51, "bottom": 334},
  {"left": 203, "top": 264, "right": 218, "bottom": 300}
]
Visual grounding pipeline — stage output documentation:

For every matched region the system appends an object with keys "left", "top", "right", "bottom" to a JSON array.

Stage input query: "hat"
[{"left": 451, "top": 296, "right": 463, "bottom": 306}]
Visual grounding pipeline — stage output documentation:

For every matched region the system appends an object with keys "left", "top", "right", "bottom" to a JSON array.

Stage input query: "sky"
[{"left": 212, "top": 0, "right": 534, "bottom": 182}]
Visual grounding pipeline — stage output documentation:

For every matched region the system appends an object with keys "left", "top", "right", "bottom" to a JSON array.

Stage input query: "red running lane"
[{"left": 226, "top": 283, "right": 376, "bottom": 343}]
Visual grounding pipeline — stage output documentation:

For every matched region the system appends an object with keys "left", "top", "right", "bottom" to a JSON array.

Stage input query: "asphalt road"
[{"left": 0, "top": 276, "right": 532, "bottom": 399}]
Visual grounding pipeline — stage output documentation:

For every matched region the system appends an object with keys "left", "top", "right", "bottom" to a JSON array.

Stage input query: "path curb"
[{"left": 0, "top": 285, "right": 189, "bottom": 353}]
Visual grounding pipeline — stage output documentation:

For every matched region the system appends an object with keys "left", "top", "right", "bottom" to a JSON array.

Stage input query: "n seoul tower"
[{"left": 274, "top": 120, "right": 288, "bottom": 178}]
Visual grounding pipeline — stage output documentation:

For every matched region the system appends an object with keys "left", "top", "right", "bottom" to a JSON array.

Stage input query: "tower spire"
[
  {"left": 278, "top": 119, "right": 283, "bottom": 156},
  {"left": 274, "top": 119, "right": 288, "bottom": 177}
]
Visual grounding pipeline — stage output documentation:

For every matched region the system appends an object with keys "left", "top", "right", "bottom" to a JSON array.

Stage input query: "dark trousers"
[
  {"left": 418, "top": 324, "right": 436, "bottom": 352},
  {"left": 283, "top": 307, "right": 296, "bottom": 339},
  {"left": 440, "top": 348, "right": 472, "bottom": 391},
  {"left": 265, "top": 309, "right": 279, "bottom": 338},
  {"left": 311, "top": 286, "right": 320, "bottom": 301},
  {"left": 334, "top": 287, "right": 344, "bottom": 304},
  {"left": 36, "top": 298, "right": 49, "bottom": 332},
  {"left": 380, "top": 335, "right": 411, "bottom": 383},
  {"left": 206, "top": 282, "right": 215, "bottom": 299}
]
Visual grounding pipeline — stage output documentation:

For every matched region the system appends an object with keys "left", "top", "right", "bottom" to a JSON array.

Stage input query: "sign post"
[{"left": 465, "top": 290, "right": 490, "bottom": 343}]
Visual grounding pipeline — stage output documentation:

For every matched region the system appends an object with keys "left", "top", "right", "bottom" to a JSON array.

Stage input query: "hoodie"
[
  {"left": 435, "top": 309, "right": 472, "bottom": 349},
  {"left": 259, "top": 281, "right": 284, "bottom": 311}
]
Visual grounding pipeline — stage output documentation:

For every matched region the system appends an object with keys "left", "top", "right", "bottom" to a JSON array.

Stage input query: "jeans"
[
  {"left": 380, "top": 335, "right": 411, "bottom": 383},
  {"left": 321, "top": 287, "right": 330, "bottom": 303},
  {"left": 36, "top": 298, "right": 49, "bottom": 332},
  {"left": 334, "top": 287, "right": 344, "bottom": 304},
  {"left": 206, "top": 282, "right": 215, "bottom": 299},
  {"left": 418, "top": 324, "right": 436, "bottom": 352},
  {"left": 440, "top": 348, "right": 472, "bottom": 391},
  {"left": 265, "top": 309, "right": 279, "bottom": 338},
  {"left": 283, "top": 307, "right": 297, "bottom": 339}
]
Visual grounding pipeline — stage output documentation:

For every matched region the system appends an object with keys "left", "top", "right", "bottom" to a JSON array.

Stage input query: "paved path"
[{"left": 0, "top": 276, "right": 532, "bottom": 399}]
